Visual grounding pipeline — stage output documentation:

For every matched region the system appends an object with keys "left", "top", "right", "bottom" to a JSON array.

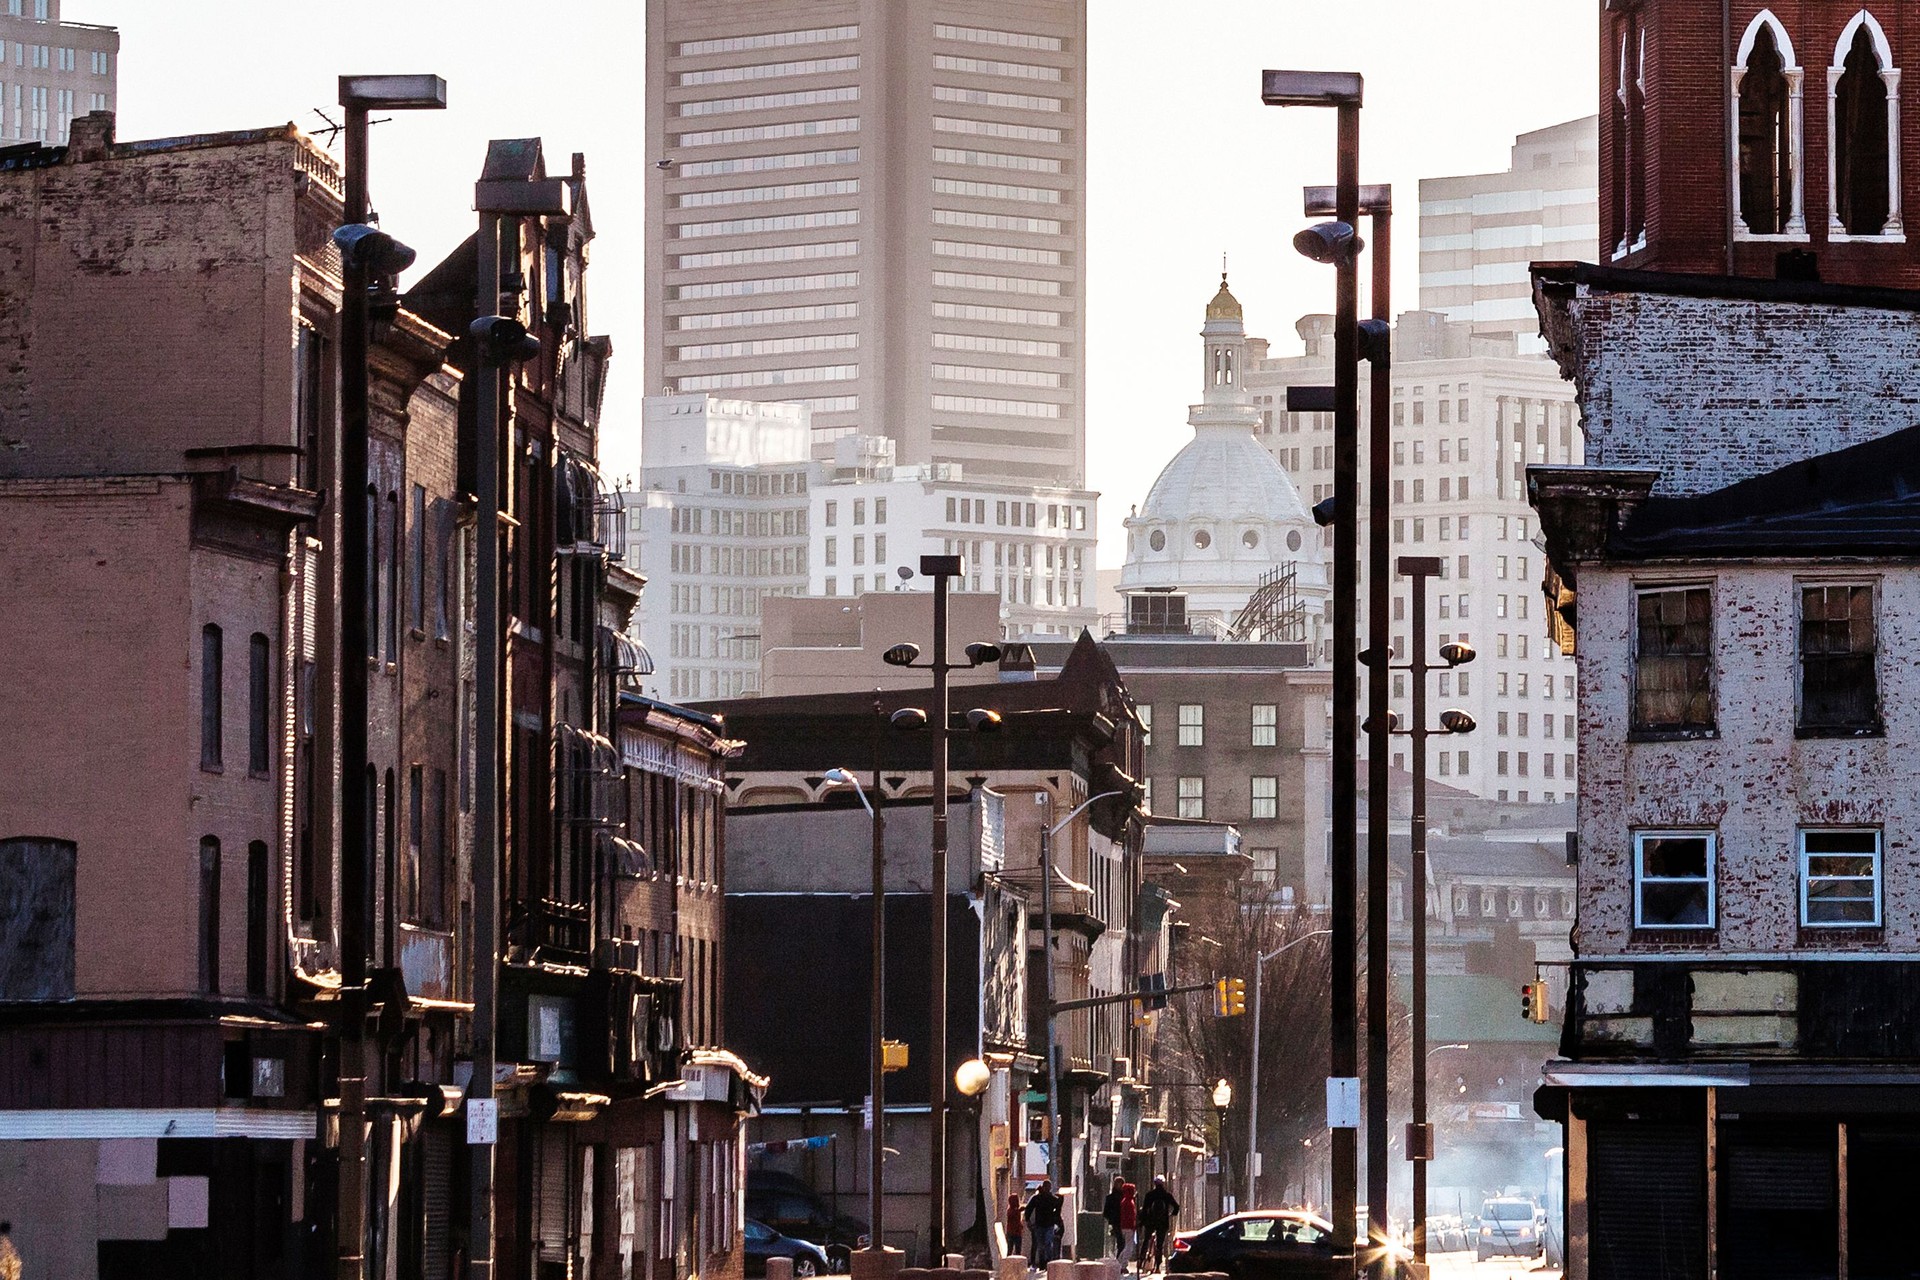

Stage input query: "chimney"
[{"left": 65, "top": 111, "right": 114, "bottom": 162}]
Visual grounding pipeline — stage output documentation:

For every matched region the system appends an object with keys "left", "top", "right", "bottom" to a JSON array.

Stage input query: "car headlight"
[{"left": 1480, "top": 1226, "right": 1493, "bottom": 1235}]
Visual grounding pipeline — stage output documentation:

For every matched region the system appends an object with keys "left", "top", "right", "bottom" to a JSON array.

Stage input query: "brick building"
[
  {"left": 1601, "top": 2, "right": 1920, "bottom": 286},
  {"left": 0, "top": 0, "right": 116, "bottom": 145}
]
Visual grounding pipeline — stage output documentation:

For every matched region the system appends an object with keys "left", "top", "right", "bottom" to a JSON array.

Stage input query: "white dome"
[{"left": 1140, "top": 428, "right": 1312, "bottom": 527}]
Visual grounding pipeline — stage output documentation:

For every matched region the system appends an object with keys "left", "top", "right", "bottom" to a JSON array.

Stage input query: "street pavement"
[{"left": 1424, "top": 1250, "right": 1562, "bottom": 1280}]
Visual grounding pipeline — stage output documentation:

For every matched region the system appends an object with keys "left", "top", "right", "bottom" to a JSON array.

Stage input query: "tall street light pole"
[
  {"left": 467, "top": 164, "right": 571, "bottom": 1280},
  {"left": 1389, "top": 558, "right": 1477, "bottom": 1261},
  {"left": 332, "top": 73, "right": 443, "bottom": 1280},
  {"left": 1246, "top": 928, "right": 1332, "bottom": 1208},
  {"left": 1263, "top": 67, "right": 1364, "bottom": 1271}
]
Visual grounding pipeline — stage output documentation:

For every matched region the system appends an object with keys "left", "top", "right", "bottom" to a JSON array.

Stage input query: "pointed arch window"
[
  {"left": 1829, "top": 12, "right": 1904, "bottom": 240},
  {"left": 1733, "top": 12, "right": 1806, "bottom": 238}
]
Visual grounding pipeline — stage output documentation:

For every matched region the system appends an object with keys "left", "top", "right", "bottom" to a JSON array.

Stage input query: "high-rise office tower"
[
  {"left": 0, "top": 0, "right": 117, "bottom": 146},
  {"left": 645, "top": 0, "right": 1087, "bottom": 487}
]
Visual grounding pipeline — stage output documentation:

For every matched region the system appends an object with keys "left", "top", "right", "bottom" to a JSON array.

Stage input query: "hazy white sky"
[{"left": 84, "top": 0, "right": 1595, "bottom": 564}]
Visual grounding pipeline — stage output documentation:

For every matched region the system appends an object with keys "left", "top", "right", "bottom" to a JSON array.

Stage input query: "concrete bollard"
[
  {"left": 997, "top": 1259, "right": 1027, "bottom": 1280},
  {"left": 851, "top": 1250, "right": 906, "bottom": 1280},
  {"left": 945, "top": 1256, "right": 967, "bottom": 1271},
  {"left": 767, "top": 1259, "right": 794, "bottom": 1280},
  {"left": 1072, "top": 1260, "right": 1105, "bottom": 1280},
  {"left": 1046, "top": 1259, "right": 1076, "bottom": 1280}
]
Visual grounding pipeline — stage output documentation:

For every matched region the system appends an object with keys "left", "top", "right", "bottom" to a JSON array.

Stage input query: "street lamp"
[
  {"left": 824, "top": 764, "right": 891, "bottom": 1268},
  {"left": 1039, "top": 789, "right": 1128, "bottom": 1197},
  {"left": 332, "top": 71, "right": 444, "bottom": 1280},
  {"left": 1387, "top": 555, "right": 1477, "bottom": 1262},
  {"left": 1213, "top": 1079, "right": 1234, "bottom": 1214},
  {"left": 879, "top": 570, "right": 1003, "bottom": 1262},
  {"left": 1263, "top": 65, "right": 1364, "bottom": 1268},
  {"left": 1246, "top": 928, "right": 1333, "bottom": 1208}
]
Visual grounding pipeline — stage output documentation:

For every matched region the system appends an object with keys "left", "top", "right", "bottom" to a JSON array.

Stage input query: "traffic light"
[
  {"left": 1214, "top": 977, "right": 1248, "bottom": 1018},
  {"left": 1521, "top": 982, "right": 1549, "bottom": 1023}
]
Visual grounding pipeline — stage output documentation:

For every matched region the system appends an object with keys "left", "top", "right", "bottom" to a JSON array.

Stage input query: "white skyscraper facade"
[{"left": 0, "top": 0, "right": 116, "bottom": 146}]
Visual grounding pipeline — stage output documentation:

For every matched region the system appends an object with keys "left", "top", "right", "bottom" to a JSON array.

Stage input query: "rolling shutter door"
[{"left": 1588, "top": 1120, "right": 1706, "bottom": 1280}]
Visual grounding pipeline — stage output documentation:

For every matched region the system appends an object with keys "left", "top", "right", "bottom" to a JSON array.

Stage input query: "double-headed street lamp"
[
  {"left": 1245, "top": 928, "right": 1333, "bottom": 1209},
  {"left": 878, "top": 555, "right": 1003, "bottom": 1261},
  {"left": 1263, "top": 66, "right": 1364, "bottom": 1267}
]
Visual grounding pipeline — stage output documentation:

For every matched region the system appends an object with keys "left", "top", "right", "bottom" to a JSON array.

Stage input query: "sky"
[{"left": 82, "top": 0, "right": 1596, "bottom": 566}]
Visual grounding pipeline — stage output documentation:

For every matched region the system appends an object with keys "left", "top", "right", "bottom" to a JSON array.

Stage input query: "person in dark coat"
[
  {"left": 1137, "top": 1176, "right": 1181, "bottom": 1273},
  {"left": 1103, "top": 1175, "right": 1126, "bottom": 1258},
  {"left": 1023, "top": 1180, "right": 1065, "bottom": 1266}
]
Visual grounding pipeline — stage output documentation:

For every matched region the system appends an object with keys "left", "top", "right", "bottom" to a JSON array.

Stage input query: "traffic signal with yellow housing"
[
  {"left": 1520, "top": 982, "right": 1549, "bottom": 1023},
  {"left": 1214, "top": 977, "right": 1248, "bottom": 1017}
]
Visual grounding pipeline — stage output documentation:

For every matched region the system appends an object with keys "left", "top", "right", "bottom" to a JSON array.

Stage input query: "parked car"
[
  {"left": 747, "top": 1171, "right": 867, "bottom": 1272},
  {"left": 1425, "top": 1214, "right": 1469, "bottom": 1253},
  {"left": 1168, "top": 1210, "right": 1412, "bottom": 1278},
  {"left": 745, "top": 1218, "right": 832, "bottom": 1278},
  {"left": 1476, "top": 1197, "right": 1543, "bottom": 1261}
]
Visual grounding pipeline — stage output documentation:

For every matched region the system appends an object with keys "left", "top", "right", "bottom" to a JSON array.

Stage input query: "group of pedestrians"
[{"left": 1005, "top": 1176, "right": 1180, "bottom": 1275}]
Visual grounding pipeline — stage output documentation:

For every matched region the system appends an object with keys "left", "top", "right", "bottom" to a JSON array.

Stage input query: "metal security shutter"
[
  {"left": 423, "top": 1127, "right": 453, "bottom": 1280},
  {"left": 1589, "top": 1121, "right": 1706, "bottom": 1280},
  {"left": 539, "top": 1128, "right": 572, "bottom": 1269},
  {"left": 1720, "top": 1128, "right": 1835, "bottom": 1280}
]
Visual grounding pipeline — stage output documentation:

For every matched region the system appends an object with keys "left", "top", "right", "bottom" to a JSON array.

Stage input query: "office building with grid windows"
[
  {"left": 0, "top": 0, "right": 115, "bottom": 146},
  {"left": 644, "top": 0, "right": 1086, "bottom": 487}
]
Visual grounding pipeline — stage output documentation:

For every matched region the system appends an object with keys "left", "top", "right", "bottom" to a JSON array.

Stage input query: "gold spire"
[{"left": 1206, "top": 269, "right": 1243, "bottom": 321}]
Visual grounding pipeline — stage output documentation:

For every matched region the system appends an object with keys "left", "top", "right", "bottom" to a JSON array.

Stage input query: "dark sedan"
[
  {"left": 1169, "top": 1211, "right": 1412, "bottom": 1279},
  {"left": 744, "top": 1218, "right": 831, "bottom": 1278}
]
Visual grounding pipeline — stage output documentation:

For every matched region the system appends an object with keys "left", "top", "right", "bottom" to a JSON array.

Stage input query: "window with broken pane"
[
  {"left": 1634, "top": 831, "right": 1715, "bottom": 928},
  {"left": 1633, "top": 585, "right": 1714, "bottom": 731},
  {"left": 1800, "top": 828, "right": 1880, "bottom": 927},
  {"left": 1799, "top": 583, "right": 1878, "bottom": 734}
]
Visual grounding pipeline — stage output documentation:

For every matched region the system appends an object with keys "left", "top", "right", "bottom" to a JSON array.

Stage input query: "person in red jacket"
[
  {"left": 1005, "top": 1191, "right": 1024, "bottom": 1259},
  {"left": 1117, "top": 1182, "right": 1139, "bottom": 1269}
]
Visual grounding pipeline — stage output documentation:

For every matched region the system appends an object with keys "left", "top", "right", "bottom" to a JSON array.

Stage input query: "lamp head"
[
  {"left": 469, "top": 315, "right": 543, "bottom": 367},
  {"left": 965, "top": 641, "right": 1003, "bottom": 666},
  {"left": 882, "top": 642, "right": 921, "bottom": 667},
  {"left": 965, "top": 708, "right": 1003, "bottom": 734},
  {"left": 332, "top": 224, "right": 416, "bottom": 276},
  {"left": 954, "top": 1058, "right": 992, "bottom": 1098},
  {"left": 1362, "top": 710, "right": 1402, "bottom": 735},
  {"left": 1358, "top": 317, "right": 1391, "bottom": 364},
  {"left": 1293, "top": 221, "right": 1360, "bottom": 265},
  {"left": 1439, "top": 641, "right": 1476, "bottom": 667},
  {"left": 889, "top": 706, "right": 929, "bottom": 731},
  {"left": 1311, "top": 496, "right": 1338, "bottom": 528},
  {"left": 1212, "top": 1078, "right": 1232, "bottom": 1109},
  {"left": 823, "top": 767, "right": 857, "bottom": 787},
  {"left": 1439, "top": 708, "right": 1477, "bottom": 734}
]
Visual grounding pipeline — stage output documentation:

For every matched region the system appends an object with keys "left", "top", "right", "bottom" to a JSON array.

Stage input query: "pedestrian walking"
[
  {"left": 1023, "top": 1179, "right": 1065, "bottom": 1267},
  {"left": 1103, "top": 1175, "right": 1125, "bottom": 1259},
  {"left": 1137, "top": 1176, "right": 1180, "bottom": 1274},
  {"left": 0, "top": 1221, "right": 20, "bottom": 1280},
  {"left": 1117, "top": 1181, "right": 1138, "bottom": 1268},
  {"left": 1005, "top": 1191, "right": 1024, "bottom": 1260}
]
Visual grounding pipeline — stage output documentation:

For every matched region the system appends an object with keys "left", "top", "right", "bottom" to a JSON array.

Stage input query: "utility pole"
[
  {"left": 926, "top": 553, "right": 957, "bottom": 1262},
  {"left": 1363, "top": 193, "right": 1394, "bottom": 1273}
]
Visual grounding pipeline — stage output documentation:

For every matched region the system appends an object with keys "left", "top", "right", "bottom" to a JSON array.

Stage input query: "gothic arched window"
[
  {"left": 1734, "top": 14, "right": 1804, "bottom": 237},
  {"left": 1829, "top": 12, "right": 1902, "bottom": 239}
]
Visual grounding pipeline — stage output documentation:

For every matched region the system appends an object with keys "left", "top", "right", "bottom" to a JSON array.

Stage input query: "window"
[
  {"left": 1251, "top": 703, "right": 1278, "bottom": 746},
  {"left": 199, "top": 836, "right": 221, "bottom": 994},
  {"left": 1799, "top": 583, "right": 1878, "bottom": 733},
  {"left": 1801, "top": 828, "right": 1881, "bottom": 926},
  {"left": 1250, "top": 776, "right": 1278, "bottom": 819},
  {"left": 248, "top": 633, "right": 271, "bottom": 775},
  {"left": 1634, "top": 831, "right": 1715, "bottom": 929},
  {"left": 1177, "top": 776, "right": 1204, "bottom": 819},
  {"left": 1138, "top": 704, "right": 1152, "bottom": 744},
  {"left": 409, "top": 484, "right": 427, "bottom": 631},
  {"left": 1830, "top": 15, "right": 1898, "bottom": 238},
  {"left": 407, "top": 765, "right": 424, "bottom": 921},
  {"left": 1733, "top": 13, "right": 1803, "bottom": 237},
  {"left": 201, "top": 624, "right": 223, "bottom": 770},
  {"left": 1633, "top": 585, "right": 1714, "bottom": 732},
  {"left": 246, "top": 841, "right": 269, "bottom": 998},
  {"left": 1177, "top": 703, "right": 1204, "bottom": 746}
]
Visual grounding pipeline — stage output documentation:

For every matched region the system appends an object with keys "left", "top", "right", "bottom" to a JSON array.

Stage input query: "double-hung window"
[
  {"left": 1251, "top": 703, "right": 1278, "bottom": 746},
  {"left": 1800, "top": 828, "right": 1881, "bottom": 927},
  {"left": 1176, "top": 776, "right": 1204, "bottom": 819},
  {"left": 1799, "top": 582, "right": 1879, "bottom": 734},
  {"left": 1250, "top": 776, "right": 1278, "bottom": 820},
  {"left": 1633, "top": 830, "right": 1715, "bottom": 929},
  {"left": 1633, "top": 584, "right": 1714, "bottom": 732},
  {"left": 1177, "top": 703, "right": 1204, "bottom": 747}
]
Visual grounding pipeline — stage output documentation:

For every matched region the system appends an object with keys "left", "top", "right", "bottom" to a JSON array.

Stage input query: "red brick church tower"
[{"left": 1602, "top": 2, "right": 1920, "bottom": 286}]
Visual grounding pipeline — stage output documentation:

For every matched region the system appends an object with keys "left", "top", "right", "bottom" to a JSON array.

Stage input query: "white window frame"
[
  {"left": 1799, "top": 827, "right": 1883, "bottom": 928},
  {"left": 1176, "top": 776, "right": 1203, "bottom": 819},
  {"left": 1633, "top": 830, "right": 1717, "bottom": 930},
  {"left": 1250, "top": 776, "right": 1278, "bottom": 820},
  {"left": 1731, "top": 10, "right": 1808, "bottom": 240},
  {"left": 1251, "top": 703, "right": 1278, "bottom": 746},
  {"left": 1827, "top": 9, "right": 1905, "bottom": 242},
  {"left": 1177, "top": 703, "right": 1203, "bottom": 747}
]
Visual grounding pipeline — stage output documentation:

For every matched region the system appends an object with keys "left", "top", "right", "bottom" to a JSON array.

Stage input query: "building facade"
[
  {"left": 644, "top": 0, "right": 1087, "bottom": 486},
  {"left": 0, "top": 0, "right": 115, "bottom": 146},
  {"left": 1419, "top": 116, "right": 1598, "bottom": 349}
]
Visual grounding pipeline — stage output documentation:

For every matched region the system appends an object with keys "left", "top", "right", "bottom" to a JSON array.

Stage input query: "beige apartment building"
[
  {"left": 644, "top": 0, "right": 1087, "bottom": 487},
  {"left": 0, "top": 0, "right": 115, "bottom": 146}
]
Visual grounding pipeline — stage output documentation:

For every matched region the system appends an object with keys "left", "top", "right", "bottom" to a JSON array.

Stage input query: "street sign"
[
  {"left": 467, "top": 1098, "right": 499, "bottom": 1145},
  {"left": 862, "top": 1094, "right": 873, "bottom": 1131},
  {"left": 1326, "top": 1077, "right": 1360, "bottom": 1130}
]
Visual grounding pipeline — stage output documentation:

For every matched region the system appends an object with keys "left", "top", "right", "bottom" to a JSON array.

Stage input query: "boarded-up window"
[
  {"left": 1633, "top": 586, "right": 1713, "bottom": 731},
  {"left": 1800, "top": 583, "right": 1878, "bottom": 733},
  {"left": 200, "top": 836, "right": 221, "bottom": 994},
  {"left": 0, "top": 837, "right": 76, "bottom": 999}
]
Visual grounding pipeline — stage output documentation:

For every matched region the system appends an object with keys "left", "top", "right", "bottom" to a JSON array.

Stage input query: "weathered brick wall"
[
  {"left": 0, "top": 129, "right": 323, "bottom": 480},
  {"left": 1557, "top": 284, "right": 1920, "bottom": 492},
  {"left": 1606, "top": 2, "right": 1920, "bottom": 286},
  {"left": 1575, "top": 562, "right": 1920, "bottom": 953}
]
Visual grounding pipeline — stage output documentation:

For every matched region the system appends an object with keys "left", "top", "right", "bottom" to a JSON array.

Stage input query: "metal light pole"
[
  {"left": 1212, "top": 1079, "right": 1233, "bottom": 1216},
  {"left": 825, "top": 763, "right": 890, "bottom": 1263},
  {"left": 333, "top": 73, "right": 444, "bottom": 1280},
  {"left": 467, "top": 161, "right": 570, "bottom": 1280},
  {"left": 1390, "top": 558, "right": 1477, "bottom": 1261},
  {"left": 1263, "top": 67, "right": 1364, "bottom": 1270},
  {"left": 1038, "top": 791, "right": 1125, "bottom": 1196},
  {"left": 1246, "top": 928, "right": 1332, "bottom": 1208}
]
